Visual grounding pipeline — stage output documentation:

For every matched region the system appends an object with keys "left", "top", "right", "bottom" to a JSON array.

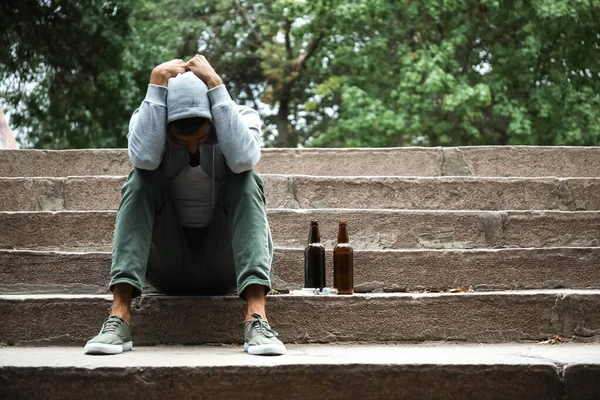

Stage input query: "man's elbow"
[
  {"left": 228, "top": 153, "right": 260, "bottom": 174},
  {"left": 228, "top": 160, "right": 254, "bottom": 174},
  {"left": 128, "top": 149, "right": 161, "bottom": 170}
]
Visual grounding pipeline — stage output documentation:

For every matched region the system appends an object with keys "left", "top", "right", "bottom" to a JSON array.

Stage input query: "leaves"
[
  {"left": 538, "top": 334, "right": 568, "bottom": 345},
  {"left": 1, "top": 0, "right": 599, "bottom": 148},
  {"left": 447, "top": 288, "right": 468, "bottom": 293}
]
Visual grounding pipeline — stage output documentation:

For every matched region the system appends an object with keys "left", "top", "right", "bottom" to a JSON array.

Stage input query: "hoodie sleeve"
[
  {"left": 127, "top": 84, "right": 168, "bottom": 170},
  {"left": 207, "top": 85, "right": 262, "bottom": 173}
]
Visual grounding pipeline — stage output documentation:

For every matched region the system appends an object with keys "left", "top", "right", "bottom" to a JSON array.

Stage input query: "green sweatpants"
[{"left": 109, "top": 166, "right": 272, "bottom": 299}]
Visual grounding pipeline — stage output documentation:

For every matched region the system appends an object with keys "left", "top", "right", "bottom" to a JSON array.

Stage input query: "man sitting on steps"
[{"left": 84, "top": 55, "right": 286, "bottom": 356}]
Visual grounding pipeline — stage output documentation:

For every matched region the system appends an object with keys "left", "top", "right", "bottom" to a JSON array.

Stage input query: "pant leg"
[
  {"left": 110, "top": 168, "right": 193, "bottom": 298},
  {"left": 197, "top": 169, "right": 273, "bottom": 299}
]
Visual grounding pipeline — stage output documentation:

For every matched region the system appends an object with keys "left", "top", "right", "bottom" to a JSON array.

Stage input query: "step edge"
[{"left": 2, "top": 289, "right": 600, "bottom": 300}]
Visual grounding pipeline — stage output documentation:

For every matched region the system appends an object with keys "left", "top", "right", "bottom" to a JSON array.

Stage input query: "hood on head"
[{"left": 167, "top": 71, "right": 213, "bottom": 124}]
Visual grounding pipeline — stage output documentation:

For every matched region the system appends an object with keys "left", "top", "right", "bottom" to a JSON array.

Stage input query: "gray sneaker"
[
  {"left": 244, "top": 313, "right": 286, "bottom": 356},
  {"left": 84, "top": 316, "right": 133, "bottom": 355}
]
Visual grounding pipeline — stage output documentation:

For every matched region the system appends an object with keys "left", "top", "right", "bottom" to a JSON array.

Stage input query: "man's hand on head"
[
  {"left": 186, "top": 55, "right": 224, "bottom": 89},
  {"left": 150, "top": 59, "right": 188, "bottom": 87}
]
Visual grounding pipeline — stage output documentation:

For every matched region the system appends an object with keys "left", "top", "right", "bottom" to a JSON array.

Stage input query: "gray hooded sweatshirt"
[{"left": 127, "top": 71, "right": 266, "bottom": 232}]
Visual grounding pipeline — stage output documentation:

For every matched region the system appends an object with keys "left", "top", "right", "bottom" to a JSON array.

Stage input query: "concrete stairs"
[
  {"left": 1, "top": 147, "right": 600, "bottom": 399},
  {"left": 2, "top": 344, "right": 599, "bottom": 400}
]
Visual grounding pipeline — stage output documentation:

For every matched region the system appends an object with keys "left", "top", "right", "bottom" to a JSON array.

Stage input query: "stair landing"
[{"left": 1, "top": 343, "right": 599, "bottom": 400}]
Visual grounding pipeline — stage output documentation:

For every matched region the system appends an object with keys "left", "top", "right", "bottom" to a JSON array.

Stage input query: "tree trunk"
[{"left": 276, "top": 94, "right": 293, "bottom": 147}]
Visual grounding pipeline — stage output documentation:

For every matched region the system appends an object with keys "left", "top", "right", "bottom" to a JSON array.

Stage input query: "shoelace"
[
  {"left": 250, "top": 316, "right": 278, "bottom": 338},
  {"left": 101, "top": 317, "right": 124, "bottom": 334}
]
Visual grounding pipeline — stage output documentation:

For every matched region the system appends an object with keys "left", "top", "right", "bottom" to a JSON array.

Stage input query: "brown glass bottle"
[
  {"left": 334, "top": 221, "right": 353, "bottom": 295},
  {"left": 304, "top": 221, "right": 326, "bottom": 290}
]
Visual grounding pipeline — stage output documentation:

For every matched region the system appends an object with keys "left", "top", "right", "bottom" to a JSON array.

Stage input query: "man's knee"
[
  {"left": 122, "top": 168, "right": 164, "bottom": 199},
  {"left": 227, "top": 170, "right": 265, "bottom": 199}
]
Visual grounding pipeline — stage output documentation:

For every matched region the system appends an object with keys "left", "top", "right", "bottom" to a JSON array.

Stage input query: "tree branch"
[
  {"left": 297, "top": 32, "right": 325, "bottom": 72},
  {"left": 232, "top": 0, "right": 263, "bottom": 46},
  {"left": 284, "top": 18, "right": 294, "bottom": 60}
]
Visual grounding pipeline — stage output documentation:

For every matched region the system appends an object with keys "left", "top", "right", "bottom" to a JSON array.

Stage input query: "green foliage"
[
  {"left": 0, "top": 0, "right": 133, "bottom": 148},
  {"left": 312, "top": 0, "right": 600, "bottom": 147},
  {"left": 1, "top": 0, "right": 599, "bottom": 148}
]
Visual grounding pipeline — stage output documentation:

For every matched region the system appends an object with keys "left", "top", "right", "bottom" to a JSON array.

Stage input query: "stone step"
[
  {"left": 1, "top": 248, "right": 599, "bottom": 294},
  {"left": 2, "top": 147, "right": 600, "bottom": 177},
  {"left": 1, "top": 210, "right": 599, "bottom": 251},
  {"left": 3, "top": 175, "right": 600, "bottom": 211},
  {"left": 1, "top": 290, "right": 599, "bottom": 345},
  {"left": 1, "top": 344, "right": 599, "bottom": 400}
]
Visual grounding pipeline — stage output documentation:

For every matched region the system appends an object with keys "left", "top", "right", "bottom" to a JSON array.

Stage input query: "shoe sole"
[
  {"left": 244, "top": 342, "right": 286, "bottom": 356},
  {"left": 84, "top": 341, "right": 133, "bottom": 355}
]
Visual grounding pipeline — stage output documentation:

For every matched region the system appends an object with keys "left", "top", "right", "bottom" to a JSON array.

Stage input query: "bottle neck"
[
  {"left": 308, "top": 225, "right": 321, "bottom": 243},
  {"left": 337, "top": 224, "right": 349, "bottom": 243}
]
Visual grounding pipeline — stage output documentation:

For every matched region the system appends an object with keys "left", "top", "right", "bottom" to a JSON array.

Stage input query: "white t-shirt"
[{"left": 168, "top": 164, "right": 222, "bottom": 228}]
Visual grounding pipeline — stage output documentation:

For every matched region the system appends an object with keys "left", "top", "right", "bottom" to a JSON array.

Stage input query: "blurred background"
[{"left": 1, "top": 0, "right": 599, "bottom": 149}]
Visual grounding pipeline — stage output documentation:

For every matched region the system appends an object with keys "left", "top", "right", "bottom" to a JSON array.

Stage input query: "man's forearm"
[
  {"left": 127, "top": 85, "right": 168, "bottom": 170},
  {"left": 208, "top": 86, "right": 262, "bottom": 173},
  {"left": 205, "top": 74, "right": 224, "bottom": 89},
  {"left": 149, "top": 72, "right": 169, "bottom": 87}
]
